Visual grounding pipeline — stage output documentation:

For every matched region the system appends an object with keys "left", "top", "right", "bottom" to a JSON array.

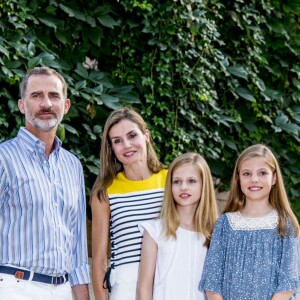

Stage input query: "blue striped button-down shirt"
[{"left": 0, "top": 127, "right": 90, "bottom": 286}]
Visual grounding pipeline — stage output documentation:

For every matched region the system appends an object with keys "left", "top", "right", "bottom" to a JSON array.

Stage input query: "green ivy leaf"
[
  {"left": 255, "top": 78, "right": 266, "bottom": 91},
  {"left": 117, "top": 93, "right": 141, "bottom": 104},
  {"left": 275, "top": 115, "right": 288, "bottom": 126},
  {"left": 55, "top": 31, "right": 68, "bottom": 45},
  {"left": 86, "top": 16, "right": 96, "bottom": 27},
  {"left": 264, "top": 88, "right": 283, "bottom": 100},
  {"left": 281, "top": 123, "right": 300, "bottom": 135},
  {"left": 90, "top": 28, "right": 103, "bottom": 47},
  {"left": 38, "top": 17, "right": 59, "bottom": 30},
  {"left": 59, "top": 4, "right": 86, "bottom": 21},
  {"left": 227, "top": 66, "right": 248, "bottom": 80},
  {"left": 75, "top": 80, "right": 87, "bottom": 90},
  {"left": 236, "top": 87, "right": 256, "bottom": 102},
  {"left": 224, "top": 138, "right": 237, "bottom": 150},
  {"left": 75, "top": 63, "right": 89, "bottom": 79},
  {"left": 97, "top": 15, "right": 119, "bottom": 28},
  {"left": 3, "top": 60, "right": 22, "bottom": 69},
  {"left": 89, "top": 71, "right": 105, "bottom": 82},
  {"left": 63, "top": 123, "right": 78, "bottom": 135},
  {"left": 113, "top": 85, "right": 134, "bottom": 94},
  {"left": 86, "top": 164, "right": 99, "bottom": 175},
  {"left": 100, "top": 94, "right": 120, "bottom": 109},
  {"left": 28, "top": 57, "right": 42, "bottom": 69},
  {"left": 0, "top": 45, "right": 9, "bottom": 57}
]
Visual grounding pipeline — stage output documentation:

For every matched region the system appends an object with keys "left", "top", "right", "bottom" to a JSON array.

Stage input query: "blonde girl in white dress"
[{"left": 137, "top": 152, "right": 219, "bottom": 300}]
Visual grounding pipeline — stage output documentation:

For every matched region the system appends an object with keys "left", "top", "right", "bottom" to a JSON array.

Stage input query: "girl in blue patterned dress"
[{"left": 200, "top": 144, "right": 300, "bottom": 300}]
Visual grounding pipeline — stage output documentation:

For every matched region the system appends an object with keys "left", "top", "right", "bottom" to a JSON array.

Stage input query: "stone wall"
[{"left": 216, "top": 191, "right": 229, "bottom": 215}]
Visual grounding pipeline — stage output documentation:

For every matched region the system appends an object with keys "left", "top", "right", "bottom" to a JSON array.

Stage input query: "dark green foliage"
[
  {"left": 0, "top": 0, "right": 299, "bottom": 219},
  {"left": 0, "top": 0, "right": 140, "bottom": 218},
  {"left": 111, "top": 0, "right": 300, "bottom": 218}
]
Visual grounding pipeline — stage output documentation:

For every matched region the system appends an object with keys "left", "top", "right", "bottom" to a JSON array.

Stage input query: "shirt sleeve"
[
  {"left": 68, "top": 163, "right": 90, "bottom": 286},
  {"left": 199, "top": 214, "right": 226, "bottom": 295},
  {"left": 275, "top": 224, "right": 300, "bottom": 293},
  {"left": 138, "top": 219, "right": 161, "bottom": 243}
]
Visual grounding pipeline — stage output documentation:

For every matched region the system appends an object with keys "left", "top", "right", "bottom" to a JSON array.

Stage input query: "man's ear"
[
  {"left": 64, "top": 99, "right": 71, "bottom": 114},
  {"left": 18, "top": 99, "right": 25, "bottom": 114}
]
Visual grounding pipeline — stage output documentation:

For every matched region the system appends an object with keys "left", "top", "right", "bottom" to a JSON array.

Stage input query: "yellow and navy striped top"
[{"left": 107, "top": 169, "right": 168, "bottom": 269}]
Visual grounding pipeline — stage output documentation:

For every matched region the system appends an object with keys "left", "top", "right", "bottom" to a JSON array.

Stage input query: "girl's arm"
[
  {"left": 91, "top": 195, "right": 110, "bottom": 300},
  {"left": 137, "top": 230, "right": 158, "bottom": 300},
  {"left": 206, "top": 291, "right": 224, "bottom": 300},
  {"left": 271, "top": 291, "right": 293, "bottom": 300}
]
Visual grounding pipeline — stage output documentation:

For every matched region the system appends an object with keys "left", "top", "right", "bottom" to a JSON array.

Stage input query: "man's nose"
[{"left": 40, "top": 96, "right": 52, "bottom": 108}]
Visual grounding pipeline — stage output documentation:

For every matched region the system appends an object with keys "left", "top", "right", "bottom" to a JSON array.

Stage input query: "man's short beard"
[
  {"left": 24, "top": 109, "right": 63, "bottom": 132},
  {"left": 31, "top": 118, "right": 59, "bottom": 132}
]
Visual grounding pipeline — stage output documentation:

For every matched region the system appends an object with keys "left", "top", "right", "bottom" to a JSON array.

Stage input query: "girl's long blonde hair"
[
  {"left": 224, "top": 144, "right": 300, "bottom": 237},
  {"left": 91, "top": 106, "right": 165, "bottom": 202},
  {"left": 161, "top": 152, "right": 218, "bottom": 247}
]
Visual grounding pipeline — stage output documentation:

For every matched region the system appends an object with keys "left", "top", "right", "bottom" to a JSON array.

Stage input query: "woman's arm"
[
  {"left": 271, "top": 291, "right": 293, "bottom": 300},
  {"left": 137, "top": 230, "right": 158, "bottom": 300},
  {"left": 91, "top": 195, "right": 110, "bottom": 300},
  {"left": 206, "top": 291, "right": 224, "bottom": 300}
]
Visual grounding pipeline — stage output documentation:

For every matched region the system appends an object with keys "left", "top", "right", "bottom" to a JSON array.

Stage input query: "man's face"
[{"left": 18, "top": 74, "right": 70, "bottom": 134}]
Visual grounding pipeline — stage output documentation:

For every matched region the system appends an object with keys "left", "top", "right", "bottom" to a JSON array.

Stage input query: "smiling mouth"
[
  {"left": 180, "top": 194, "right": 190, "bottom": 199},
  {"left": 248, "top": 187, "right": 262, "bottom": 191},
  {"left": 124, "top": 151, "right": 135, "bottom": 157}
]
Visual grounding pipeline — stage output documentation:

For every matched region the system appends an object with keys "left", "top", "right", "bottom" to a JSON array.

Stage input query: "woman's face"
[{"left": 109, "top": 119, "right": 149, "bottom": 167}]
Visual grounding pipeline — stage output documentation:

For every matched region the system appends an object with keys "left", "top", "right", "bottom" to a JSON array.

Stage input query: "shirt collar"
[{"left": 17, "top": 127, "right": 62, "bottom": 154}]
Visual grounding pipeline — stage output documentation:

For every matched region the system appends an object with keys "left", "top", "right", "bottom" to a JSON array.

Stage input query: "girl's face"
[
  {"left": 239, "top": 156, "right": 276, "bottom": 204},
  {"left": 109, "top": 119, "right": 149, "bottom": 167},
  {"left": 172, "top": 163, "right": 202, "bottom": 209}
]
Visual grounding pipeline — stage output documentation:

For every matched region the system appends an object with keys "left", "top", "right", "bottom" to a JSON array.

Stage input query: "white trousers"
[
  {"left": 0, "top": 273, "right": 72, "bottom": 300},
  {"left": 109, "top": 263, "right": 139, "bottom": 300}
]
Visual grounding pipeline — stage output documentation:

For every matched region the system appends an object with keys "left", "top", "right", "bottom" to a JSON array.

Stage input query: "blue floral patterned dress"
[{"left": 200, "top": 210, "right": 300, "bottom": 300}]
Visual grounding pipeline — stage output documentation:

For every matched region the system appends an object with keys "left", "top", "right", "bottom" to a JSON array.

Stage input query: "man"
[{"left": 0, "top": 67, "right": 90, "bottom": 300}]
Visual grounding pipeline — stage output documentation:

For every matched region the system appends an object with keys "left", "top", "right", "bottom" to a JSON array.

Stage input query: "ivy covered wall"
[{"left": 0, "top": 0, "right": 299, "bottom": 218}]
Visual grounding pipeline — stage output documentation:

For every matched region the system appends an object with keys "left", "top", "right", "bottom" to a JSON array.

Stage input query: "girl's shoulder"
[{"left": 138, "top": 218, "right": 163, "bottom": 236}]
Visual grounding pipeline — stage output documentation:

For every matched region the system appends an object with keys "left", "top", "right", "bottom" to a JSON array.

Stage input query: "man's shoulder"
[
  {"left": 0, "top": 137, "right": 17, "bottom": 151},
  {"left": 59, "top": 147, "right": 82, "bottom": 165}
]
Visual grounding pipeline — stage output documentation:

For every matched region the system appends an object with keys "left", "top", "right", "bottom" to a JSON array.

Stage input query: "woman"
[{"left": 91, "top": 106, "right": 167, "bottom": 300}]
